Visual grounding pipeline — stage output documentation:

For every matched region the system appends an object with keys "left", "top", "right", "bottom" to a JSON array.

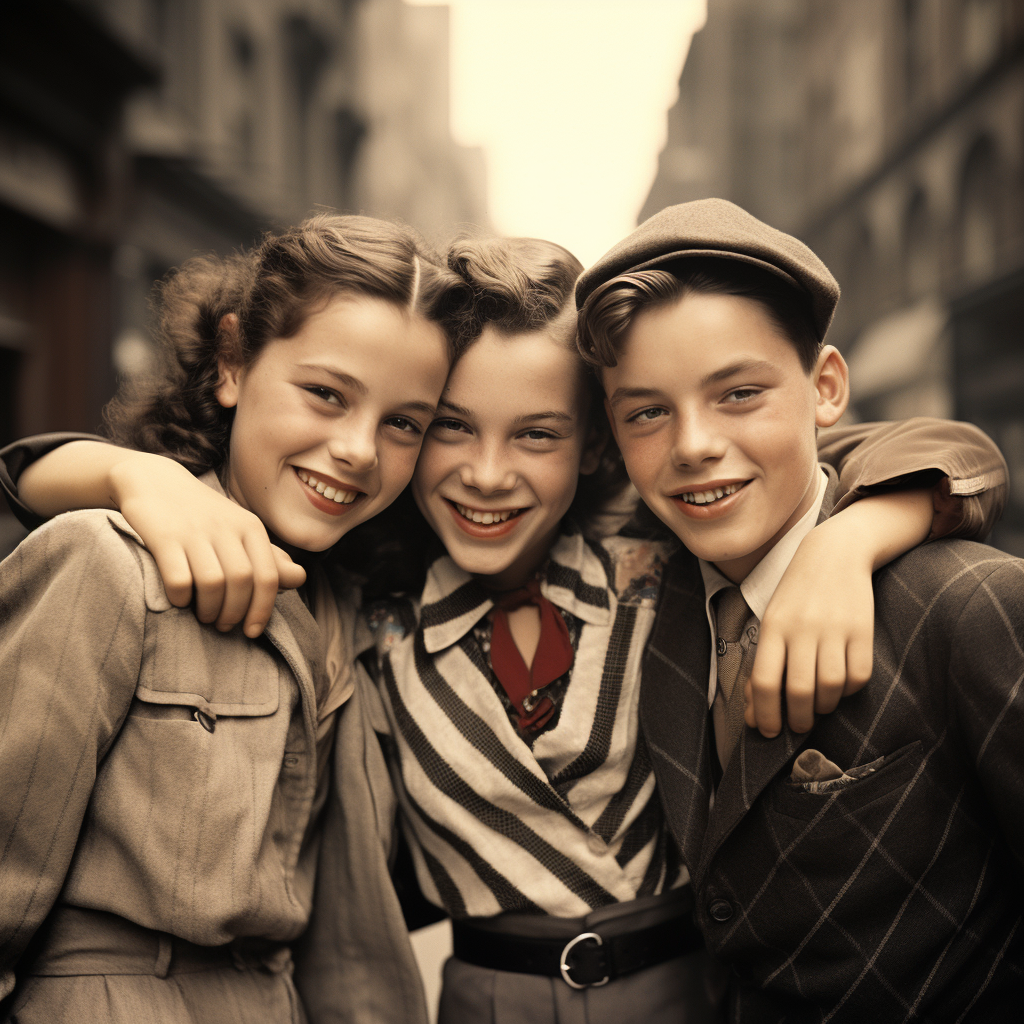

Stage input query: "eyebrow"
[
  {"left": 699, "top": 359, "right": 778, "bottom": 388},
  {"left": 437, "top": 398, "right": 573, "bottom": 426},
  {"left": 306, "top": 365, "right": 436, "bottom": 417},
  {"left": 607, "top": 386, "right": 664, "bottom": 408},
  {"left": 608, "top": 359, "right": 780, "bottom": 407},
  {"left": 401, "top": 400, "right": 440, "bottom": 417},
  {"left": 304, "top": 365, "right": 368, "bottom": 396}
]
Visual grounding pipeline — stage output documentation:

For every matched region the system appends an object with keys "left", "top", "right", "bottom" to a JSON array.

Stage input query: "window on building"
[
  {"left": 904, "top": 187, "right": 938, "bottom": 299},
  {"left": 903, "top": 0, "right": 930, "bottom": 111},
  {"left": 962, "top": 0, "right": 1003, "bottom": 75},
  {"left": 959, "top": 136, "right": 1000, "bottom": 286}
]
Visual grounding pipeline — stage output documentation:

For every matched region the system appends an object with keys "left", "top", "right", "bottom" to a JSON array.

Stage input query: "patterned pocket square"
[{"left": 788, "top": 748, "right": 886, "bottom": 794}]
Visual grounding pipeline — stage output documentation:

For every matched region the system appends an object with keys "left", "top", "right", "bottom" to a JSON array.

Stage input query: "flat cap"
[{"left": 575, "top": 198, "right": 840, "bottom": 342}]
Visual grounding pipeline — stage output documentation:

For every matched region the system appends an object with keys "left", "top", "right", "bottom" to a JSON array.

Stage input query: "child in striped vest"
[{"left": 362, "top": 235, "right": 1001, "bottom": 1024}]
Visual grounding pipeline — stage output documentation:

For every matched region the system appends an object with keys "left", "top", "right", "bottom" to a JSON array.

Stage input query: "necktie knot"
[
  {"left": 492, "top": 577, "right": 544, "bottom": 613},
  {"left": 714, "top": 585, "right": 751, "bottom": 644}
]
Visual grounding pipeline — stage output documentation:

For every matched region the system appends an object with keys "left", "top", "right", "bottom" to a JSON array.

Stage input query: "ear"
[
  {"left": 812, "top": 345, "right": 849, "bottom": 428},
  {"left": 215, "top": 313, "right": 243, "bottom": 409}
]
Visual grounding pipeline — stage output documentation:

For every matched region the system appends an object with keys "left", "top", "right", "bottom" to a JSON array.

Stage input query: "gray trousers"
[{"left": 438, "top": 890, "right": 725, "bottom": 1024}]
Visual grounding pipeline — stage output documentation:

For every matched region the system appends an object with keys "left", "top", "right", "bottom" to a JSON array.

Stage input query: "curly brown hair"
[{"left": 103, "top": 214, "right": 467, "bottom": 474}]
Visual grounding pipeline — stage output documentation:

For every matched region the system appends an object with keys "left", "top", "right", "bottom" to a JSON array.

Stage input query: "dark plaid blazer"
[{"left": 641, "top": 489, "right": 1024, "bottom": 1022}]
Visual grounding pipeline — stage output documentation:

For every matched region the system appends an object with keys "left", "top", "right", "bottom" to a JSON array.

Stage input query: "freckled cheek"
[
  {"left": 379, "top": 444, "right": 422, "bottom": 499},
  {"left": 617, "top": 432, "right": 668, "bottom": 491},
  {"left": 413, "top": 444, "right": 456, "bottom": 498}
]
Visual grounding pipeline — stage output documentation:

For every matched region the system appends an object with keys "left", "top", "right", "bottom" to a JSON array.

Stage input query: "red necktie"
[{"left": 489, "top": 578, "right": 574, "bottom": 732}]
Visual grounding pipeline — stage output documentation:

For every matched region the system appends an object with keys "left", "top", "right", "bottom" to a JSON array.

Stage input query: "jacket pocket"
[
  {"left": 135, "top": 610, "right": 281, "bottom": 717},
  {"left": 770, "top": 740, "right": 923, "bottom": 822}
]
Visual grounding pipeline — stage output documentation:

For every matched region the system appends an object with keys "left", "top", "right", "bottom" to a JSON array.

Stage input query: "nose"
[
  {"left": 670, "top": 407, "right": 726, "bottom": 469},
  {"left": 327, "top": 415, "right": 378, "bottom": 474},
  {"left": 458, "top": 441, "right": 517, "bottom": 494}
]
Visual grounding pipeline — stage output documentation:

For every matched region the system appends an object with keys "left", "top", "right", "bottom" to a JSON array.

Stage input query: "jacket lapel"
[
  {"left": 640, "top": 546, "right": 715, "bottom": 877},
  {"left": 697, "top": 467, "right": 840, "bottom": 879},
  {"left": 264, "top": 589, "right": 326, "bottom": 743}
]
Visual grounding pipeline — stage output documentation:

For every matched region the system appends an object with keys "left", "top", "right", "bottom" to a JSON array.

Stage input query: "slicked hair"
[{"left": 577, "top": 257, "right": 822, "bottom": 373}]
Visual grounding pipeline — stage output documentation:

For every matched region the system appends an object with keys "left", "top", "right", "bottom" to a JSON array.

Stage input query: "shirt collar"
[
  {"left": 698, "top": 467, "right": 829, "bottom": 705},
  {"left": 419, "top": 527, "right": 613, "bottom": 655}
]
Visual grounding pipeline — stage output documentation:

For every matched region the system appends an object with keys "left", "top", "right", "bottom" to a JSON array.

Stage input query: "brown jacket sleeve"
[
  {"left": 0, "top": 511, "right": 144, "bottom": 1000},
  {"left": 0, "top": 432, "right": 108, "bottom": 530},
  {"left": 817, "top": 417, "right": 1008, "bottom": 540}
]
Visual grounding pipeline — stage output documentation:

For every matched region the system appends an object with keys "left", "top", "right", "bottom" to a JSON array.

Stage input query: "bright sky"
[{"left": 405, "top": 0, "right": 706, "bottom": 268}]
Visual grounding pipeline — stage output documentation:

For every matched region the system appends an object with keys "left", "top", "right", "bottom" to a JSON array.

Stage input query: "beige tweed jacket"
[{"left": 0, "top": 509, "right": 427, "bottom": 1024}]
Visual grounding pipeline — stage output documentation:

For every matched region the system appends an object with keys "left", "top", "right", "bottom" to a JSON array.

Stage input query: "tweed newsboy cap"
[{"left": 575, "top": 198, "right": 840, "bottom": 342}]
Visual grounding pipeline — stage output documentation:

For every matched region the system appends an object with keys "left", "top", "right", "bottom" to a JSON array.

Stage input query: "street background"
[{"left": 1, "top": 1, "right": 1023, "bottom": 1013}]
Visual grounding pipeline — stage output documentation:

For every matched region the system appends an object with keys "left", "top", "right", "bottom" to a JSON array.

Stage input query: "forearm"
[
  {"left": 818, "top": 487, "right": 935, "bottom": 573},
  {"left": 19, "top": 441, "right": 193, "bottom": 518}
]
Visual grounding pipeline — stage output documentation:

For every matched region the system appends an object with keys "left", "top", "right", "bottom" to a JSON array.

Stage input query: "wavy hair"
[{"left": 103, "top": 214, "right": 466, "bottom": 473}]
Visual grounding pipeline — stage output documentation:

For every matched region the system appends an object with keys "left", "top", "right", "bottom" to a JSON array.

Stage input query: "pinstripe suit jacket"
[{"left": 642, "top": 487, "right": 1024, "bottom": 1022}]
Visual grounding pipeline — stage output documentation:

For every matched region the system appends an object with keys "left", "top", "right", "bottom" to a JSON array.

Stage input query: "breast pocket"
[
  {"left": 770, "top": 741, "right": 924, "bottom": 824},
  {"left": 760, "top": 740, "right": 955, "bottom": 914},
  {"left": 73, "top": 624, "right": 296, "bottom": 924}
]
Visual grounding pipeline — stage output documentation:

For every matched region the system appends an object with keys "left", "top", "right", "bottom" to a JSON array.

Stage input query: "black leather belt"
[{"left": 451, "top": 914, "right": 704, "bottom": 989}]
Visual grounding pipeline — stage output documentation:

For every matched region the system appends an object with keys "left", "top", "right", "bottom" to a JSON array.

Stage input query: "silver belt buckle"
[{"left": 559, "top": 931, "right": 609, "bottom": 989}]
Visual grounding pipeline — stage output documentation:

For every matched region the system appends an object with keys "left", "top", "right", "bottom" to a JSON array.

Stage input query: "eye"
[
  {"left": 723, "top": 387, "right": 761, "bottom": 404},
  {"left": 626, "top": 406, "right": 666, "bottom": 425},
  {"left": 429, "top": 417, "right": 469, "bottom": 435},
  {"left": 305, "top": 385, "right": 342, "bottom": 406},
  {"left": 385, "top": 416, "right": 422, "bottom": 435},
  {"left": 521, "top": 428, "right": 558, "bottom": 442}
]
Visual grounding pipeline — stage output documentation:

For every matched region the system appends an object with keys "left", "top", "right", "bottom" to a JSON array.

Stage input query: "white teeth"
[
  {"left": 296, "top": 469, "right": 359, "bottom": 504},
  {"left": 680, "top": 482, "right": 741, "bottom": 505},
  {"left": 454, "top": 502, "right": 515, "bottom": 524}
]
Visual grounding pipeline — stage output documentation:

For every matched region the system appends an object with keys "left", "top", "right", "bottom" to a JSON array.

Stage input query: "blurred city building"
[
  {"left": 643, "top": 0, "right": 1024, "bottom": 554},
  {"left": 0, "top": 0, "right": 487, "bottom": 451}
]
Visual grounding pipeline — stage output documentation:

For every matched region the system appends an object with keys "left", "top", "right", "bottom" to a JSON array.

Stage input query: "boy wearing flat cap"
[{"left": 576, "top": 199, "right": 1024, "bottom": 1021}]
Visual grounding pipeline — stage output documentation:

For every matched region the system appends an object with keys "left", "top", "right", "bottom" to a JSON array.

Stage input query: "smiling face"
[
  {"left": 216, "top": 293, "right": 450, "bottom": 551},
  {"left": 603, "top": 290, "right": 848, "bottom": 583},
  {"left": 411, "top": 326, "right": 596, "bottom": 590}
]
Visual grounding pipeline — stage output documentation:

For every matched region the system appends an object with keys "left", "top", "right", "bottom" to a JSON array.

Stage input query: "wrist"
[
  {"left": 821, "top": 489, "right": 933, "bottom": 573},
  {"left": 107, "top": 451, "right": 188, "bottom": 512}
]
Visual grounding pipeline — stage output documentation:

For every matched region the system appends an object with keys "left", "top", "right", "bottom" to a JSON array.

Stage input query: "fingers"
[
  {"left": 236, "top": 542, "right": 292, "bottom": 639},
  {"left": 747, "top": 636, "right": 786, "bottom": 737},
  {"left": 273, "top": 547, "right": 307, "bottom": 590},
  {"left": 148, "top": 544, "right": 198, "bottom": 608},
  {"left": 212, "top": 535, "right": 258, "bottom": 633},
  {"left": 745, "top": 625, "right": 875, "bottom": 737},
  {"left": 781, "top": 637, "right": 818, "bottom": 734},
  {"left": 843, "top": 632, "right": 873, "bottom": 696},
  {"left": 186, "top": 542, "right": 229, "bottom": 624}
]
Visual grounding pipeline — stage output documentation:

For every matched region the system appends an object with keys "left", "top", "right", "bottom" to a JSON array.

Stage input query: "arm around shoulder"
[{"left": 817, "top": 417, "right": 1007, "bottom": 540}]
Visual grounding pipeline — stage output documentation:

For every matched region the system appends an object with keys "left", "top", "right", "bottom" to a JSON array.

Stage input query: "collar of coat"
[{"left": 418, "top": 525, "right": 613, "bottom": 655}]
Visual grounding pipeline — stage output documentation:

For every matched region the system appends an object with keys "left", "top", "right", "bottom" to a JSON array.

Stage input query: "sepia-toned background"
[{"left": 1, "top": 0, "right": 1023, "bottom": 1014}]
